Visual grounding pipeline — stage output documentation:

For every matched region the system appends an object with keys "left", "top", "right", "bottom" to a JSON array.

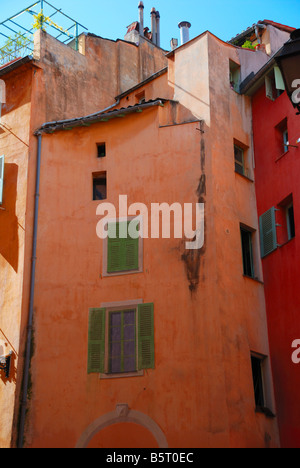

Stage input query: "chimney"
[
  {"left": 138, "top": 1, "right": 144, "bottom": 36},
  {"left": 156, "top": 11, "right": 160, "bottom": 47},
  {"left": 151, "top": 7, "right": 157, "bottom": 45},
  {"left": 170, "top": 38, "right": 178, "bottom": 51},
  {"left": 178, "top": 21, "right": 191, "bottom": 45}
]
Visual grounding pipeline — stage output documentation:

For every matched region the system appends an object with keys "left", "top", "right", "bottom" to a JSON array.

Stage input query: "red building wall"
[{"left": 252, "top": 85, "right": 300, "bottom": 448}]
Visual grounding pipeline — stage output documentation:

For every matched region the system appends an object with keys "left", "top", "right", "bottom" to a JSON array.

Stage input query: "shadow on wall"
[{"left": 0, "top": 163, "right": 19, "bottom": 272}]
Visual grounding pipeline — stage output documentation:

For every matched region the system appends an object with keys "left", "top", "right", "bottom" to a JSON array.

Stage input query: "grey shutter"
[{"left": 259, "top": 207, "right": 277, "bottom": 258}]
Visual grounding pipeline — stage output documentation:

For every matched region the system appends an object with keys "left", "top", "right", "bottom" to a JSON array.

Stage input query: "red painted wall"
[{"left": 253, "top": 85, "right": 300, "bottom": 448}]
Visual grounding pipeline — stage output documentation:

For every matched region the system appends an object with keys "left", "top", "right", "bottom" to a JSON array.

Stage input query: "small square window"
[
  {"left": 97, "top": 143, "right": 106, "bottom": 158},
  {"left": 240, "top": 226, "right": 254, "bottom": 278},
  {"left": 93, "top": 172, "right": 107, "bottom": 200}
]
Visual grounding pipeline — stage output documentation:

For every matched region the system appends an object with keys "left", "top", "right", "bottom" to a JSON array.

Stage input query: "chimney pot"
[
  {"left": 156, "top": 10, "right": 161, "bottom": 47},
  {"left": 151, "top": 7, "right": 157, "bottom": 45},
  {"left": 138, "top": 1, "right": 144, "bottom": 36},
  {"left": 178, "top": 21, "right": 191, "bottom": 45}
]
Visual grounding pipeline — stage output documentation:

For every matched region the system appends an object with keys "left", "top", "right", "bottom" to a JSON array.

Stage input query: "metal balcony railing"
[{"left": 0, "top": 0, "right": 87, "bottom": 66}]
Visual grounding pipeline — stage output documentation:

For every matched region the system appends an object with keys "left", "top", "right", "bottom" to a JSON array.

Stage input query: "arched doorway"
[{"left": 76, "top": 405, "right": 168, "bottom": 448}]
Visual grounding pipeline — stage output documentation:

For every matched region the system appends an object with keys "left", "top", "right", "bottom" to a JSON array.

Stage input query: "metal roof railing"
[{"left": 0, "top": 0, "right": 88, "bottom": 66}]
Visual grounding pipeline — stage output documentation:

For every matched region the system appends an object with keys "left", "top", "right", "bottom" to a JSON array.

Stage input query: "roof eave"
[{"left": 35, "top": 99, "right": 168, "bottom": 135}]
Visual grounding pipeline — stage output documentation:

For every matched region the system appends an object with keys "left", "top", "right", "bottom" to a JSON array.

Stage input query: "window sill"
[
  {"left": 102, "top": 268, "right": 143, "bottom": 278},
  {"left": 235, "top": 171, "right": 254, "bottom": 182},
  {"left": 243, "top": 274, "right": 264, "bottom": 285},
  {"left": 255, "top": 406, "right": 276, "bottom": 418},
  {"left": 100, "top": 370, "right": 144, "bottom": 379}
]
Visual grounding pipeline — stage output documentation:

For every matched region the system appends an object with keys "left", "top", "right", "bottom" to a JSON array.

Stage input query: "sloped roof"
[
  {"left": 35, "top": 99, "right": 168, "bottom": 135},
  {"left": 228, "top": 19, "right": 295, "bottom": 46}
]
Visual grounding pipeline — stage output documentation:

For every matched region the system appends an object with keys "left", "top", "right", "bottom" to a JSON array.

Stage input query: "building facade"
[
  {"left": 244, "top": 55, "right": 300, "bottom": 448},
  {"left": 0, "top": 5, "right": 297, "bottom": 448}
]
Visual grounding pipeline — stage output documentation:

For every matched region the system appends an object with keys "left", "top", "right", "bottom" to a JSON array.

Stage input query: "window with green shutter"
[
  {"left": 107, "top": 220, "right": 140, "bottom": 273},
  {"left": 259, "top": 207, "right": 278, "bottom": 258},
  {"left": 87, "top": 303, "right": 154, "bottom": 376},
  {"left": 0, "top": 155, "right": 4, "bottom": 205},
  {"left": 87, "top": 308, "right": 106, "bottom": 374}
]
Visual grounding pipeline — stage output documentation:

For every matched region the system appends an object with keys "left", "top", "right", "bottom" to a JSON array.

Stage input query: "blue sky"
[{"left": 0, "top": 0, "right": 299, "bottom": 50}]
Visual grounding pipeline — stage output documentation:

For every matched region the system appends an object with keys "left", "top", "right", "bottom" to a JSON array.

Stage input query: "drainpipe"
[{"left": 18, "top": 133, "right": 42, "bottom": 448}]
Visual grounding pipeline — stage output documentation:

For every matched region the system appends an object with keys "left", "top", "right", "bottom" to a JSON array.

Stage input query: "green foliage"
[
  {"left": 32, "top": 10, "right": 71, "bottom": 36},
  {"left": 242, "top": 40, "right": 255, "bottom": 50},
  {"left": 32, "top": 11, "right": 49, "bottom": 31},
  {"left": 0, "top": 32, "right": 32, "bottom": 65}
]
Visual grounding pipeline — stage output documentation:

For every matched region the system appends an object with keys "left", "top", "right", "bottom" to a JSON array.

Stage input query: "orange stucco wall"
[
  {"left": 0, "top": 28, "right": 281, "bottom": 448},
  {"left": 0, "top": 64, "right": 33, "bottom": 448},
  {"left": 26, "top": 87, "right": 279, "bottom": 447}
]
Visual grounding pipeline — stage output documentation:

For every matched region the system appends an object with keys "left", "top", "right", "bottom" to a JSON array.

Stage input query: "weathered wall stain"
[{"left": 181, "top": 125, "right": 206, "bottom": 293}]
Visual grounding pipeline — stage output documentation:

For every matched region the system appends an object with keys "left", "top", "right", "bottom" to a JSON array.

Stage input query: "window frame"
[
  {"left": 93, "top": 171, "right": 107, "bottom": 201},
  {"left": 286, "top": 202, "right": 295, "bottom": 241},
  {"left": 251, "top": 353, "right": 266, "bottom": 409},
  {"left": 240, "top": 226, "right": 255, "bottom": 278},
  {"left": 107, "top": 306, "right": 138, "bottom": 375},
  {"left": 102, "top": 216, "right": 143, "bottom": 277},
  {"left": 87, "top": 300, "right": 154, "bottom": 379},
  {"left": 97, "top": 142, "right": 106, "bottom": 158},
  {"left": 234, "top": 144, "right": 245, "bottom": 176}
]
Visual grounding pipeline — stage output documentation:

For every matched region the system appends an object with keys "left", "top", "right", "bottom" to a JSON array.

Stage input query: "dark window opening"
[
  {"left": 241, "top": 227, "right": 254, "bottom": 278},
  {"left": 275, "top": 118, "right": 289, "bottom": 155},
  {"left": 97, "top": 143, "right": 106, "bottom": 158},
  {"left": 93, "top": 172, "right": 107, "bottom": 200},
  {"left": 287, "top": 203, "right": 295, "bottom": 240},
  {"left": 251, "top": 355, "right": 265, "bottom": 408},
  {"left": 229, "top": 60, "right": 240, "bottom": 92}
]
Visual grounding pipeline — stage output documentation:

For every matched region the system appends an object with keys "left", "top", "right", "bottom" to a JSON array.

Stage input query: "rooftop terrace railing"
[{"left": 0, "top": 0, "right": 88, "bottom": 66}]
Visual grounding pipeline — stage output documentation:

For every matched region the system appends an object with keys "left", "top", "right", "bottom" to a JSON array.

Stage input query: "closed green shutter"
[
  {"left": 107, "top": 221, "right": 139, "bottom": 273},
  {"left": 87, "top": 308, "right": 106, "bottom": 374},
  {"left": 259, "top": 207, "right": 277, "bottom": 258},
  {"left": 0, "top": 155, "right": 4, "bottom": 205},
  {"left": 138, "top": 303, "right": 154, "bottom": 370}
]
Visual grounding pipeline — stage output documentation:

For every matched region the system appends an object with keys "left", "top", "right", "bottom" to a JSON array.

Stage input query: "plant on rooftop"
[
  {"left": 241, "top": 40, "right": 255, "bottom": 50},
  {"left": 32, "top": 10, "right": 71, "bottom": 36},
  {"left": 32, "top": 11, "right": 49, "bottom": 31},
  {"left": 0, "top": 32, "right": 33, "bottom": 65}
]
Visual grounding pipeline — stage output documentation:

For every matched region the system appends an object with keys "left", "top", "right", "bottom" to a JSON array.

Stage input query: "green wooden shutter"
[
  {"left": 0, "top": 155, "right": 4, "bottom": 205},
  {"left": 138, "top": 303, "right": 154, "bottom": 370},
  {"left": 107, "top": 221, "right": 139, "bottom": 273},
  {"left": 87, "top": 308, "right": 106, "bottom": 374},
  {"left": 259, "top": 207, "right": 277, "bottom": 258}
]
